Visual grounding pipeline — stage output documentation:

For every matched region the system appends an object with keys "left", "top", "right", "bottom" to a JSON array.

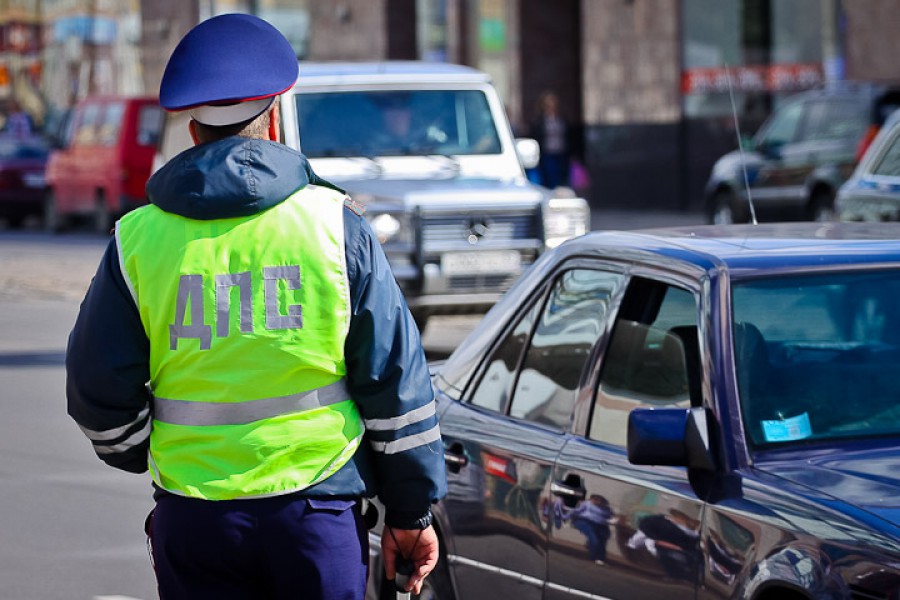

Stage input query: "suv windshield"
[
  {"left": 733, "top": 270, "right": 900, "bottom": 447},
  {"left": 294, "top": 89, "right": 502, "bottom": 158}
]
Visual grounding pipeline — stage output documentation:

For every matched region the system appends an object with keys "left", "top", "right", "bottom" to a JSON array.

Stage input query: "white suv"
[{"left": 156, "top": 61, "right": 591, "bottom": 329}]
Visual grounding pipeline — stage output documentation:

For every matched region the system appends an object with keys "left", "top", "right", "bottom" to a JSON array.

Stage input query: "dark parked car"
[
  {"left": 705, "top": 82, "right": 900, "bottom": 224},
  {"left": 837, "top": 108, "right": 900, "bottom": 221},
  {"left": 0, "top": 134, "right": 49, "bottom": 228},
  {"left": 369, "top": 222, "right": 900, "bottom": 600}
]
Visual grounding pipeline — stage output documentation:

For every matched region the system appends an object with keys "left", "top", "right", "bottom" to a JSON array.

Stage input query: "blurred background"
[{"left": 0, "top": 0, "right": 897, "bottom": 215}]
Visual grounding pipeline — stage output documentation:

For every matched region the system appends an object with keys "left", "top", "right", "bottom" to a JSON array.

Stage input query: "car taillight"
[{"left": 855, "top": 125, "right": 880, "bottom": 163}]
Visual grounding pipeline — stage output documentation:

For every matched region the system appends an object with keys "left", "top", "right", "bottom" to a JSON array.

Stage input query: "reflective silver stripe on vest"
[
  {"left": 369, "top": 424, "right": 442, "bottom": 455},
  {"left": 153, "top": 379, "right": 350, "bottom": 426},
  {"left": 364, "top": 401, "right": 436, "bottom": 431}
]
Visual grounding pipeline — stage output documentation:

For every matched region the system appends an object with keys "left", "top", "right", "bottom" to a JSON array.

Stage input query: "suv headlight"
[
  {"left": 369, "top": 212, "right": 413, "bottom": 245},
  {"left": 544, "top": 196, "right": 590, "bottom": 248}
]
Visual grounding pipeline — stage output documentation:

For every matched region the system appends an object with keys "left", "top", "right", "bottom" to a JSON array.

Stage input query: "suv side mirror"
[{"left": 516, "top": 138, "right": 540, "bottom": 170}]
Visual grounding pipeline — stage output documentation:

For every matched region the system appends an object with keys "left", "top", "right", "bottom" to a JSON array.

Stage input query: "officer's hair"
[{"left": 192, "top": 107, "right": 272, "bottom": 143}]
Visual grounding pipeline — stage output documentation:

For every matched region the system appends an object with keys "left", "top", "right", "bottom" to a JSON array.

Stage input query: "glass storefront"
[{"left": 682, "top": 0, "right": 842, "bottom": 128}]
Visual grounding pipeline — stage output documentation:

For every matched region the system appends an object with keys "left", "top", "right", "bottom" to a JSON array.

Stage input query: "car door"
[
  {"left": 751, "top": 99, "right": 808, "bottom": 205},
  {"left": 547, "top": 275, "right": 704, "bottom": 600},
  {"left": 439, "top": 263, "right": 625, "bottom": 599}
]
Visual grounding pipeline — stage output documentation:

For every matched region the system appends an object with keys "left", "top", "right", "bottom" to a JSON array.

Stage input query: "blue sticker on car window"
[{"left": 761, "top": 413, "right": 813, "bottom": 442}]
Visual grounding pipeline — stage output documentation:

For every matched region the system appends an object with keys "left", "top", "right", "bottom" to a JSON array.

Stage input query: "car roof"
[
  {"left": 294, "top": 61, "right": 492, "bottom": 87},
  {"left": 557, "top": 222, "right": 900, "bottom": 276}
]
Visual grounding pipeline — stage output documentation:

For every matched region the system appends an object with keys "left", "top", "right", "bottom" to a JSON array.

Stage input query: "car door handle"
[
  {"left": 444, "top": 452, "right": 468, "bottom": 466},
  {"left": 444, "top": 442, "right": 468, "bottom": 468},
  {"left": 550, "top": 479, "right": 586, "bottom": 501}
]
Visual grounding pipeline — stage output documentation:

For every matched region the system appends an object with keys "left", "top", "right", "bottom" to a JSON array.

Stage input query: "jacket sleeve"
[
  {"left": 66, "top": 238, "right": 152, "bottom": 474},
  {"left": 342, "top": 206, "right": 448, "bottom": 528}
]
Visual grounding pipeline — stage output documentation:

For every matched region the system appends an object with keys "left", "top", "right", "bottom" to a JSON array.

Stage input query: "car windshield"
[
  {"left": 294, "top": 89, "right": 502, "bottom": 158},
  {"left": 733, "top": 269, "right": 900, "bottom": 448}
]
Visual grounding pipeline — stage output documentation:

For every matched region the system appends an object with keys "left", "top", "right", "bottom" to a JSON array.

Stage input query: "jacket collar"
[{"left": 146, "top": 137, "right": 318, "bottom": 220}]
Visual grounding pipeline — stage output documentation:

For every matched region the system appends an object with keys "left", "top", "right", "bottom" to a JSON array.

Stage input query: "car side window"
[
  {"left": 871, "top": 127, "right": 900, "bottom": 176},
  {"left": 469, "top": 268, "right": 623, "bottom": 420},
  {"left": 470, "top": 298, "right": 541, "bottom": 413},
  {"left": 757, "top": 100, "right": 803, "bottom": 149},
  {"left": 589, "top": 280, "right": 698, "bottom": 447},
  {"left": 74, "top": 104, "right": 101, "bottom": 147},
  {"left": 99, "top": 102, "right": 125, "bottom": 146},
  {"left": 801, "top": 99, "right": 867, "bottom": 143},
  {"left": 507, "top": 269, "right": 623, "bottom": 429}
]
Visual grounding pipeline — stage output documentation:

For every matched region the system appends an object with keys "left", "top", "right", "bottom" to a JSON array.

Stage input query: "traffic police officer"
[{"left": 66, "top": 13, "right": 446, "bottom": 599}]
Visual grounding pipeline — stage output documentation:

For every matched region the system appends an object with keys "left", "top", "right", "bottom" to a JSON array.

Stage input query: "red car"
[
  {"left": 44, "top": 95, "right": 163, "bottom": 233},
  {"left": 0, "top": 134, "right": 50, "bottom": 229}
]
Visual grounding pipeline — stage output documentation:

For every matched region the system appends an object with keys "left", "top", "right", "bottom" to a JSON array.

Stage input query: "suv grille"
[
  {"left": 421, "top": 212, "right": 540, "bottom": 245},
  {"left": 419, "top": 210, "right": 542, "bottom": 294}
]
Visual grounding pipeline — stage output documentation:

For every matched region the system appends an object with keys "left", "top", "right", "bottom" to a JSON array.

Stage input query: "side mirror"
[
  {"left": 627, "top": 407, "right": 716, "bottom": 471},
  {"left": 739, "top": 133, "right": 755, "bottom": 152},
  {"left": 516, "top": 137, "right": 540, "bottom": 170}
]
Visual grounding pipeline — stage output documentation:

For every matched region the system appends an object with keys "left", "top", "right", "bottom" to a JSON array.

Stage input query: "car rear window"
[{"left": 733, "top": 269, "right": 900, "bottom": 447}]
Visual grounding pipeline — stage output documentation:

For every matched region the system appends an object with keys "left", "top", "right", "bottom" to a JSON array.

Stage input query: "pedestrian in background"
[
  {"left": 66, "top": 13, "right": 446, "bottom": 600},
  {"left": 4, "top": 98, "right": 34, "bottom": 138},
  {"left": 530, "top": 90, "right": 571, "bottom": 189}
]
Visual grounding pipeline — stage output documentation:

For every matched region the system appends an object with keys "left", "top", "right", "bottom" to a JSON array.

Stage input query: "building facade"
[{"left": 6, "top": 0, "right": 899, "bottom": 211}]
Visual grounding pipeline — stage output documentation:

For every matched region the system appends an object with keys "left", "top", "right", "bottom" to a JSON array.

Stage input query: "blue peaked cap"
[{"left": 160, "top": 13, "right": 298, "bottom": 112}]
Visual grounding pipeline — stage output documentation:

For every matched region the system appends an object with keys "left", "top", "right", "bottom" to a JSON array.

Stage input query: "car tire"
[
  {"left": 413, "top": 313, "right": 430, "bottom": 335},
  {"left": 5, "top": 214, "right": 25, "bottom": 229},
  {"left": 809, "top": 188, "right": 836, "bottom": 222},
  {"left": 43, "top": 189, "right": 65, "bottom": 233},
  {"left": 93, "top": 192, "right": 111, "bottom": 234},
  {"left": 708, "top": 189, "right": 748, "bottom": 224}
]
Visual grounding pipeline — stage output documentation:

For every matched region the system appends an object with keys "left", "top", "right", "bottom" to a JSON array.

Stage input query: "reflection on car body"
[{"left": 369, "top": 223, "right": 900, "bottom": 600}]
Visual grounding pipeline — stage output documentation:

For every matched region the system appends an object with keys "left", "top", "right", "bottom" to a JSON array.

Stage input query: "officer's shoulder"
[{"left": 343, "top": 196, "right": 366, "bottom": 217}]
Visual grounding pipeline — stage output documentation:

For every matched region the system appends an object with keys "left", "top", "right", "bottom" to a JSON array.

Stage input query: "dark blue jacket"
[{"left": 66, "top": 137, "right": 446, "bottom": 528}]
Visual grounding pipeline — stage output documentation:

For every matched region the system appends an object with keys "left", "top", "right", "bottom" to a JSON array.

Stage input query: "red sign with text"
[{"left": 682, "top": 63, "right": 825, "bottom": 94}]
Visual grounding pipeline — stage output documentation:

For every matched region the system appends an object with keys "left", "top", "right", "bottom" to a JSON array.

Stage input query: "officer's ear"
[
  {"left": 188, "top": 119, "right": 201, "bottom": 146},
  {"left": 267, "top": 102, "right": 280, "bottom": 143}
]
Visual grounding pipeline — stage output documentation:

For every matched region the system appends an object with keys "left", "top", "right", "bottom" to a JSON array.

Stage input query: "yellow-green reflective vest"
[{"left": 116, "top": 184, "right": 363, "bottom": 500}]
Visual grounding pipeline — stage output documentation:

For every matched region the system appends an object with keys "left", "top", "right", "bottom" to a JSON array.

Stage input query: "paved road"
[{"left": 0, "top": 208, "right": 705, "bottom": 598}]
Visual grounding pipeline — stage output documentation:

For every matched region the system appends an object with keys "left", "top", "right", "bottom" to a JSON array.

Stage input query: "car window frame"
[
  {"left": 574, "top": 267, "right": 706, "bottom": 440},
  {"left": 461, "top": 258, "right": 627, "bottom": 430},
  {"left": 867, "top": 120, "right": 900, "bottom": 178}
]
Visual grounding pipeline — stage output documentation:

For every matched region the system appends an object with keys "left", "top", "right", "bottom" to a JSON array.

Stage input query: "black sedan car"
[
  {"left": 371, "top": 223, "right": 900, "bottom": 600},
  {"left": 0, "top": 134, "right": 49, "bottom": 228}
]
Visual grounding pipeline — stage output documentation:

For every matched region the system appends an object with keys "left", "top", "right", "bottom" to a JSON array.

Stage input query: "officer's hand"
[{"left": 382, "top": 524, "right": 439, "bottom": 594}]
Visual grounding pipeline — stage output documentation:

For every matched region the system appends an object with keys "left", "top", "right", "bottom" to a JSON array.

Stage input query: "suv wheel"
[
  {"left": 94, "top": 193, "right": 111, "bottom": 234},
  {"left": 708, "top": 189, "right": 747, "bottom": 224},
  {"left": 809, "top": 188, "right": 836, "bottom": 222},
  {"left": 44, "top": 189, "right": 64, "bottom": 233}
]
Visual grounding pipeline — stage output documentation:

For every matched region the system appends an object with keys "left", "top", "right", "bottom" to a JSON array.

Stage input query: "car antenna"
[{"left": 725, "top": 64, "right": 758, "bottom": 225}]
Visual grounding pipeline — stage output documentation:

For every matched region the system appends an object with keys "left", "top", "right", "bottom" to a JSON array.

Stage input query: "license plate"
[
  {"left": 23, "top": 173, "right": 45, "bottom": 188},
  {"left": 441, "top": 251, "right": 521, "bottom": 275}
]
